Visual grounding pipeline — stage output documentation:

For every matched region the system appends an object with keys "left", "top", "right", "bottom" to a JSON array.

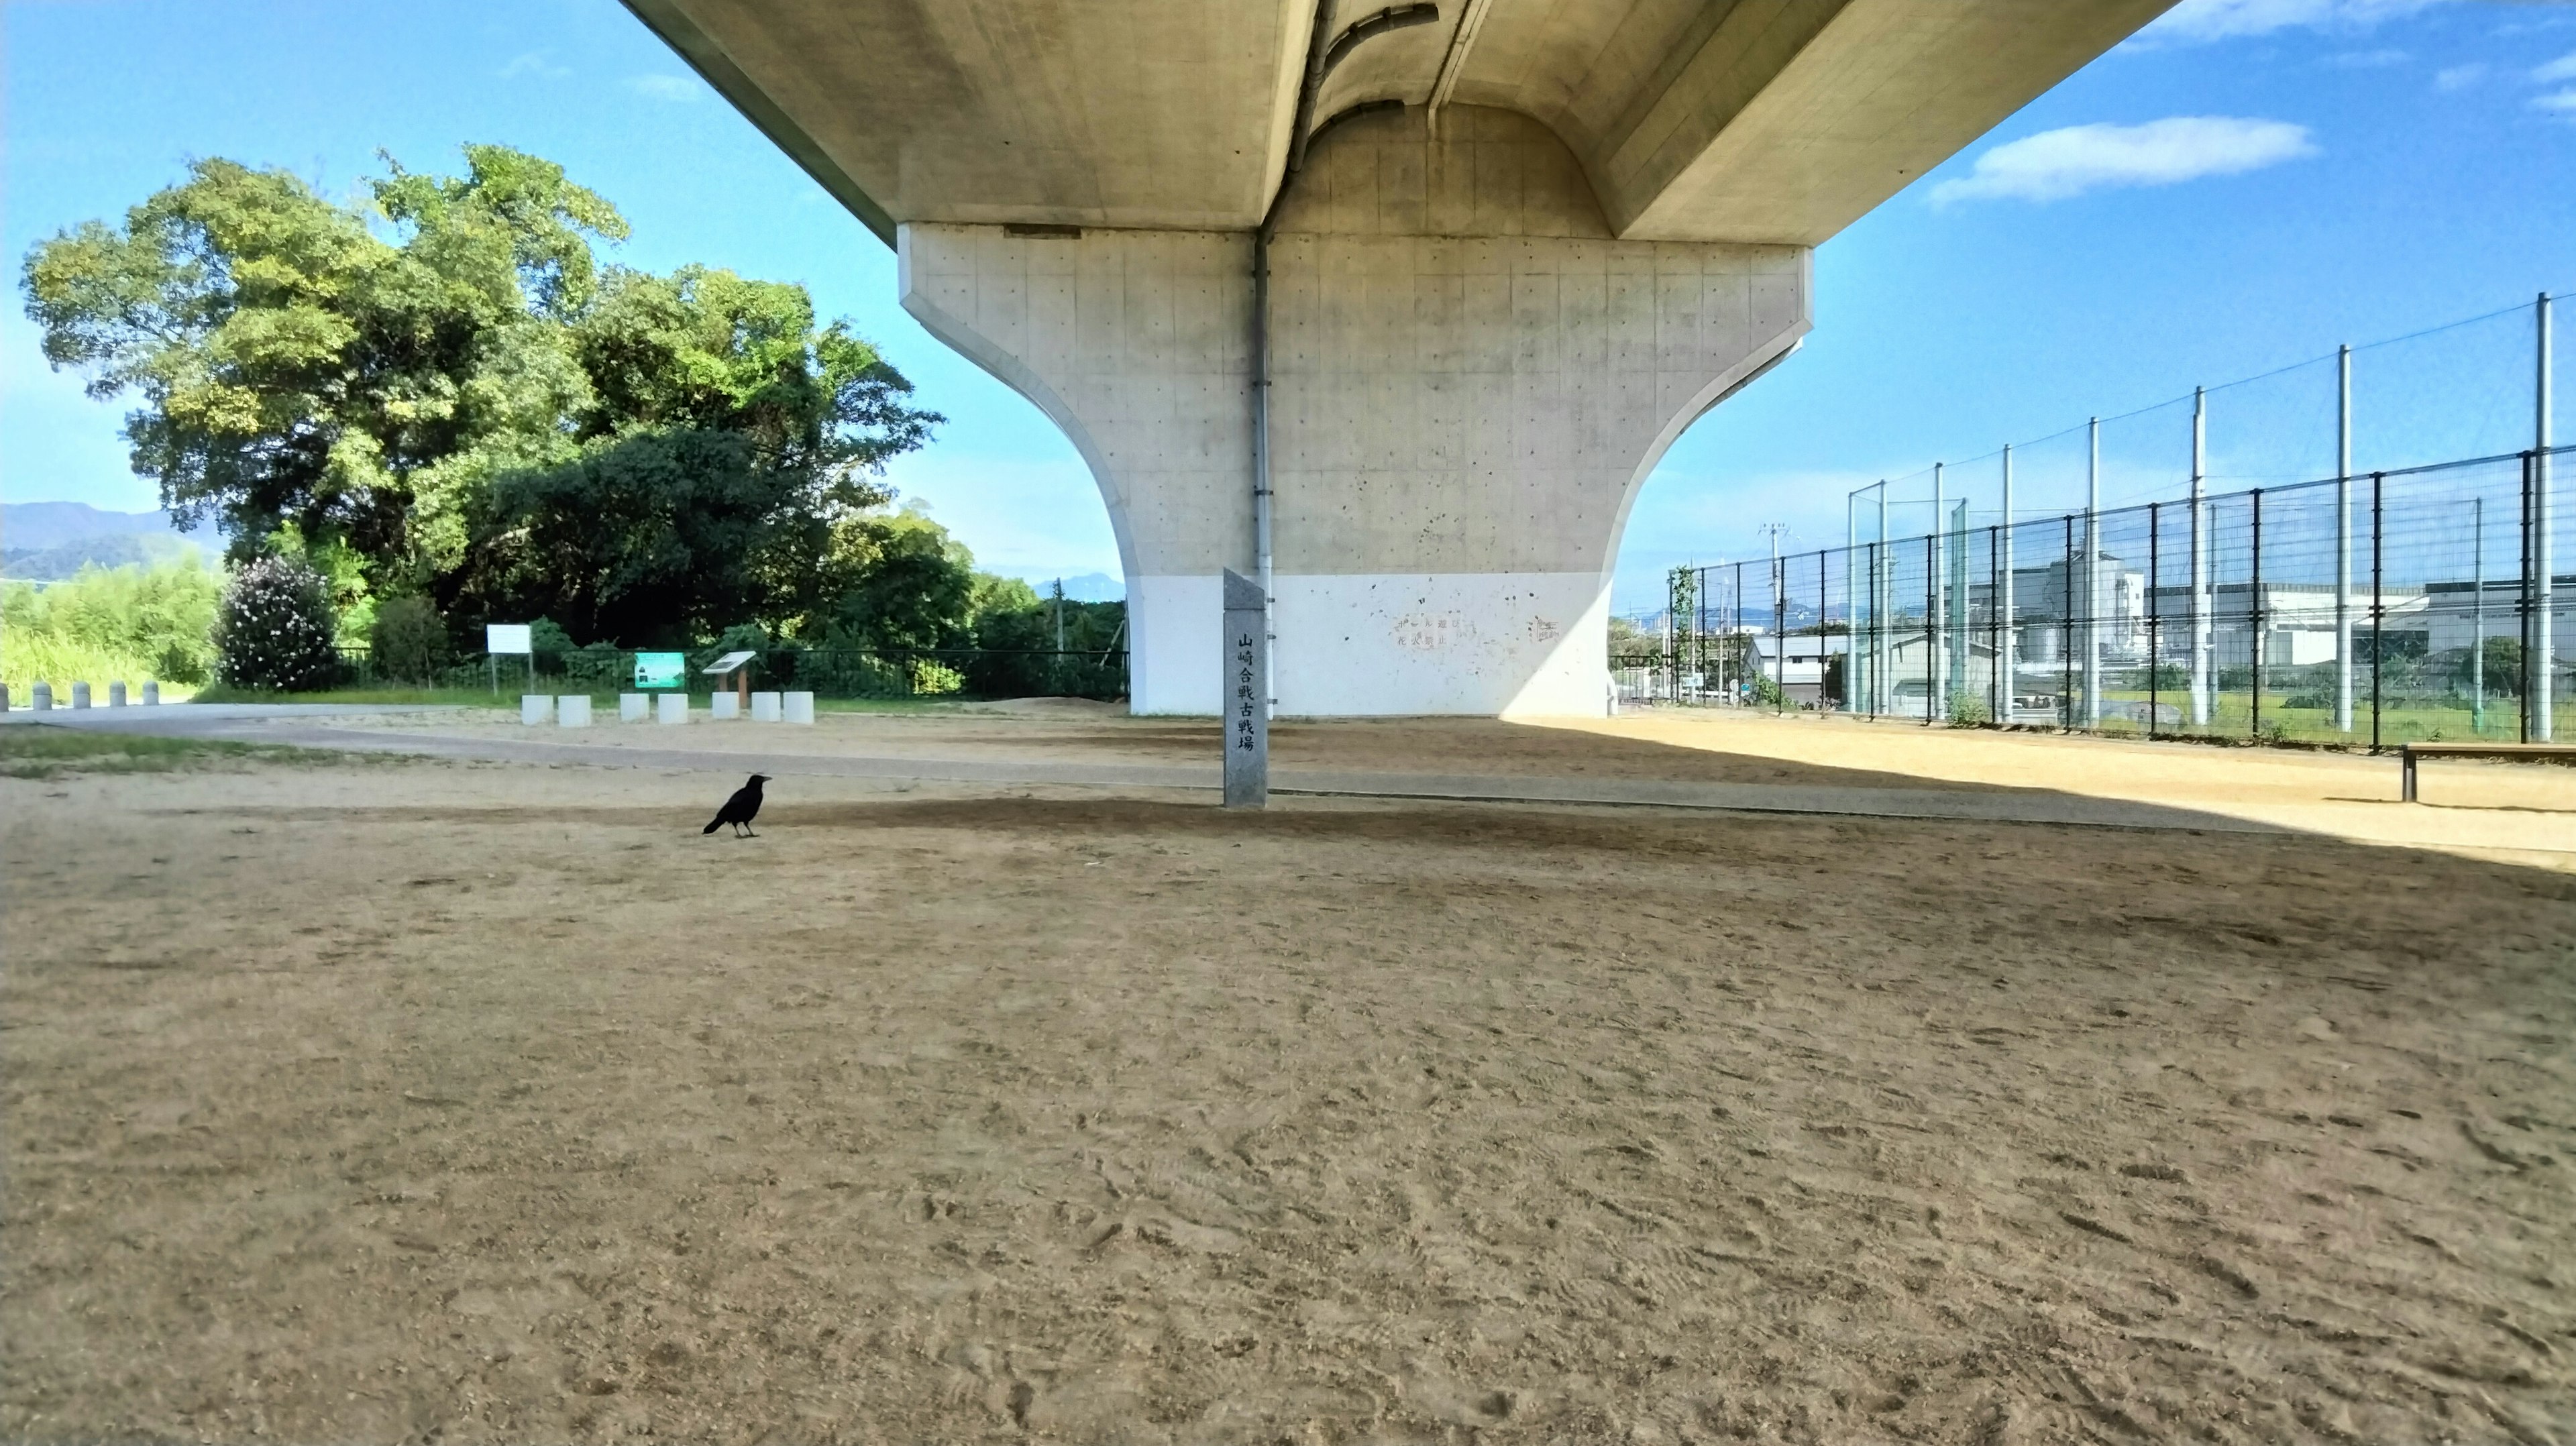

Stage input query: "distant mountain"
[
  {"left": 1, "top": 502, "right": 221, "bottom": 581},
  {"left": 1010, "top": 569, "right": 1124, "bottom": 603},
  {"left": 3, "top": 533, "right": 216, "bottom": 581},
  {"left": 1, "top": 501, "right": 213, "bottom": 551}
]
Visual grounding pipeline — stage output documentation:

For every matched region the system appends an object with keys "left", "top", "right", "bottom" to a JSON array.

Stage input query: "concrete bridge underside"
[{"left": 622, "top": 0, "right": 2175, "bottom": 714}]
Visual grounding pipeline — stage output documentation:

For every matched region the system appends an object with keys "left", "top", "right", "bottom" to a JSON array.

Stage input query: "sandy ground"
[
  {"left": 311, "top": 701, "right": 2576, "bottom": 867},
  {"left": 6, "top": 726, "right": 2574, "bottom": 1444}
]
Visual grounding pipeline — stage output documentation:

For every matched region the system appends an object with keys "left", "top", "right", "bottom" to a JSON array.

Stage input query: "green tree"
[
  {"left": 812, "top": 504, "right": 978, "bottom": 651},
  {"left": 2455, "top": 636, "right": 2522, "bottom": 698},
  {"left": 21, "top": 148, "right": 618, "bottom": 587},
  {"left": 23, "top": 147, "right": 942, "bottom": 642},
  {"left": 447, "top": 265, "right": 941, "bottom": 643}
]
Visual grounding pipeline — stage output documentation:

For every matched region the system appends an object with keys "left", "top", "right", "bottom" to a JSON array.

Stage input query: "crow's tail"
[{"left": 702, "top": 818, "right": 722, "bottom": 834}]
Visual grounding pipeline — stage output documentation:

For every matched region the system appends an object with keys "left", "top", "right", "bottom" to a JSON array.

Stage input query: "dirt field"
[{"left": 6, "top": 723, "right": 2574, "bottom": 1444}]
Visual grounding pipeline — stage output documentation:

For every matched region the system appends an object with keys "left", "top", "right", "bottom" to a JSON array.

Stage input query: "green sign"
[{"left": 633, "top": 652, "right": 686, "bottom": 690}]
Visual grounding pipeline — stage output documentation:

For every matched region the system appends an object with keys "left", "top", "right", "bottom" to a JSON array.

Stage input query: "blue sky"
[{"left": 6, "top": 0, "right": 2573, "bottom": 606}]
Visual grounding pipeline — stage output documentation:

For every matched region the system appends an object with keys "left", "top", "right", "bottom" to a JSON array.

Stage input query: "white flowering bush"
[{"left": 212, "top": 555, "right": 343, "bottom": 692}]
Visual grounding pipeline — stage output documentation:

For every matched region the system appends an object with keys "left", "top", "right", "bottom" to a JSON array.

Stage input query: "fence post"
[
  {"left": 2534, "top": 293, "right": 2555, "bottom": 741},
  {"left": 1818, "top": 551, "right": 1830, "bottom": 710},
  {"left": 1925, "top": 534, "right": 1937, "bottom": 724},
  {"left": 2190, "top": 386, "right": 2211, "bottom": 726},
  {"left": 2085, "top": 418, "right": 2102, "bottom": 727},
  {"left": 1988, "top": 524, "right": 2001, "bottom": 722},
  {"left": 2000, "top": 445, "right": 2016, "bottom": 726},
  {"left": 1773, "top": 554, "right": 1787, "bottom": 715},
  {"left": 2371, "top": 471, "right": 2385, "bottom": 753},
  {"left": 2251, "top": 488, "right": 2265, "bottom": 741},
  {"left": 2525, "top": 450, "right": 2539, "bottom": 745},
  {"left": 2061, "top": 514, "right": 2075, "bottom": 727},
  {"left": 2148, "top": 501, "right": 2161, "bottom": 738},
  {"left": 2472, "top": 496, "right": 2486, "bottom": 734},
  {"left": 2336, "top": 343, "right": 2355, "bottom": 732}
]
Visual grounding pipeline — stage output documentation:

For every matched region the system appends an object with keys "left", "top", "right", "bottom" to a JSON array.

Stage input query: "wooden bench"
[{"left": 2400, "top": 741, "right": 2576, "bottom": 802}]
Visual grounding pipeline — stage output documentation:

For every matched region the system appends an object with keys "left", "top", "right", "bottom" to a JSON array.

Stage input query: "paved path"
[{"left": 10, "top": 709, "right": 2277, "bottom": 834}]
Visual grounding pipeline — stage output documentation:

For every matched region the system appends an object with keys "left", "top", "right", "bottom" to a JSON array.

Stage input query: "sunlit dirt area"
[{"left": 5, "top": 722, "right": 2572, "bottom": 1443}]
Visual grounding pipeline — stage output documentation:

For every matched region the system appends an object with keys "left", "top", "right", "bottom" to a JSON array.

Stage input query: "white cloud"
[
  {"left": 1931, "top": 117, "right": 2318, "bottom": 205},
  {"left": 2434, "top": 61, "right": 2489, "bottom": 89},
  {"left": 500, "top": 52, "right": 569, "bottom": 80},
  {"left": 2325, "top": 46, "right": 2411, "bottom": 65},
  {"left": 626, "top": 74, "right": 702, "bottom": 103},
  {"left": 2536, "top": 87, "right": 2576, "bottom": 110},
  {"left": 2140, "top": 0, "right": 2447, "bottom": 43},
  {"left": 2536, "top": 49, "right": 2576, "bottom": 81}
]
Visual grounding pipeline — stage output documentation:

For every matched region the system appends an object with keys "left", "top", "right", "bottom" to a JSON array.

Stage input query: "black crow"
[{"left": 703, "top": 773, "right": 770, "bottom": 836}]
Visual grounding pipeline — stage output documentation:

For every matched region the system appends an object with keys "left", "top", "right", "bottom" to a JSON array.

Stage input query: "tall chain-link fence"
[{"left": 1636, "top": 447, "right": 2568, "bottom": 749}]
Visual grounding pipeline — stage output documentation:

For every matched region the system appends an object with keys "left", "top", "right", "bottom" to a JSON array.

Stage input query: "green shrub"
[
  {"left": 368, "top": 596, "right": 449, "bottom": 683},
  {"left": 0, "top": 559, "right": 221, "bottom": 692},
  {"left": 1947, "top": 696, "right": 1991, "bottom": 727},
  {"left": 213, "top": 555, "right": 342, "bottom": 692}
]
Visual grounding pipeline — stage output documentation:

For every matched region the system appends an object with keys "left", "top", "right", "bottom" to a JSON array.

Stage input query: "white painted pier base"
[{"left": 902, "top": 106, "right": 1809, "bottom": 718}]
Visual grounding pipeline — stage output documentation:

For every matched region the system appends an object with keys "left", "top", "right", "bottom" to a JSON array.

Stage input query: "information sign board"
[
  {"left": 486, "top": 623, "right": 533, "bottom": 655},
  {"left": 633, "top": 652, "right": 687, "bottom": 690}
]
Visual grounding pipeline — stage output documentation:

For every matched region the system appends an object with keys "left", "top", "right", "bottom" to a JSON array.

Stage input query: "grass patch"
[{"left": 0, "top": 726, "right": 350, "bottom": 779}]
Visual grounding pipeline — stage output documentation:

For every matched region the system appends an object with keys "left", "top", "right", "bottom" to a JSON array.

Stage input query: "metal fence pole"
[
  {"left": 2371, "top": 470, "right": 2385, "bottom": 753},
  {"left": 2061, "top": 514, "right": 2074, "bottom": 726},
  {"left": 1988, "top": 524, "right": 2002, "bottom": 722},
  {"left": 2084, "top": 418, "right": 2102, "bottom": 727},
  {"left": 1925, "top": 534, "right": 1937, "bottom": 724},
  {"left": 1819, "top": 550, "right": 1831, "bottom": 710},
  {"left": 2535, "top": 292, "right": 2555, "bottom": 741},
  {"left": 2000, "top": 445, "right": 2016, "bottom": 725},
  {"left": 2336, "top": 343, "right": 2355, "bottom": 732},
  {"left": 2525, "top": 451, "right": 2539, "bottom": 746},
  {"left": 2472, "top": 496, "right": 2486, "bottom": 734},
  {"left": 2148, "top": 501, "right": 2161, "bottom": 737},
  {"left": 2190, "top": 386, "right": 2211, "bottom": 726},
  {"left": 2251, "top": 487, "right": 2265, "bottom": 740}
]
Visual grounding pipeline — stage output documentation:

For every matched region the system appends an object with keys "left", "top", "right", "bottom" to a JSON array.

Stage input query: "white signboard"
[{"left": 486, "top": 624, "right": 533, "bottom": 655}]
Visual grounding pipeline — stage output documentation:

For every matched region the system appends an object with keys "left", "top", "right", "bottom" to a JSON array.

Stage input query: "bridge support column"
[{"left": 900, "top": 106, "right": 1809, "bottom": 716}]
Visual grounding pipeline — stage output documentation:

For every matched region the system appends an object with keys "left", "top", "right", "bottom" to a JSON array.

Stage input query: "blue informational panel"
[{"left": 633, "top": 652, "right": 687, "bottom": 689}]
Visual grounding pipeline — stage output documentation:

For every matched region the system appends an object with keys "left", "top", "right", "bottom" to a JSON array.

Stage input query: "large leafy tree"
[
  {"left": 20, "top": 147, "right": 617, "bottom": 585},
  {"left": 23, "top": 146, "right": 943, "bottom": 642},
  {"left": 449, "top": 264, "right": 943, "bottom": 643}
]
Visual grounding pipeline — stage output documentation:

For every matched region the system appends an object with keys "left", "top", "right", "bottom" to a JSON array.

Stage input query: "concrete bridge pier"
[{"left": 902, "top": 106, "right": 1808, "bottom": 717}]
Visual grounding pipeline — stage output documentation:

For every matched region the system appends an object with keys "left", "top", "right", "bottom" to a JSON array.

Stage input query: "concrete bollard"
[
  {"left": 750, "top": 690, "right": 782, "bottom": 722},
  {"left": 657, "top": 693, "right": 688, "bottom": 725},
  {"left": 710, "top": 692, "right": 741, "bottom": 720},
  {"left": 109, "top": 681, "right": 127, "bottom": 707},
  {"left": 521, "top": 693, "right": 553, "bottom": 725},
  {"left": 142, "top": 681, "right": 160, "bottom": 706},
  {"left": 557, "top": 695, "right": 592, "bottom": 727},
  {"left": 784, "top": 691, "right": 815, "bottom": 724},
  {"left": 71, "top": 681, "right": 92, "bottom": 709},
  {"left": 32, "top": 682, "right": 52, "bottom": 711},
  {"left": 619, "top": 693, "right": 649, "bottom": 722}
]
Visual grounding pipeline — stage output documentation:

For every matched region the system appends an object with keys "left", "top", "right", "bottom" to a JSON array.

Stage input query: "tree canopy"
[{"left": 23, "top": 145, "right": 950, "bottom": 647}]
